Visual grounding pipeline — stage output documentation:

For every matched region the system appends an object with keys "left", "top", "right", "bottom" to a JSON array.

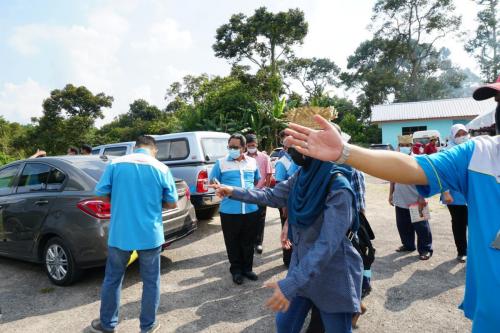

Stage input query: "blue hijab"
[{"left": 287, "top": 158, "right": 354, "bottom": 229}]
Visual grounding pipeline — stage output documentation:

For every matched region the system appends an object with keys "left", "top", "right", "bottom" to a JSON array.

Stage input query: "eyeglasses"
[{"left": 228, "top": 146, "right": 241, "bottom": 150}]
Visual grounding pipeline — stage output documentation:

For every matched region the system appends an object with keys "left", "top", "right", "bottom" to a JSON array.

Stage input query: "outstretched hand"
[
  {"left": 284, "top": 115, "right": 344, "bottom": 162},
  {"left": 208, "top": 183, "right": 234, "bottom": 198},
  {"left": 264, "top": 282, "right": 290, "bottom": 312}
]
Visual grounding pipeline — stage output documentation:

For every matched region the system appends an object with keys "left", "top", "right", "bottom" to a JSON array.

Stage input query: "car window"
[
  {"left": 17, "top": 163, "right": 52, "bottom": 193},
  {"left": 201, "top": 138, "right": 228, "bottom": 162},
  {"left": 157, "top": 139, "right": 189, "bottom": 161},
  {"left": 103, "top": 146, "right": 127, "bottom": 156},
  {"left": 91, "top": 149, "right": 100, "bottom": 155},
  {"left": 71, "top": 159, "right": 109, "bottom": 181},
  {"left": 46, "top": 168, "right": 66, "bottom": 191},
  {"left": 0, "top": 165, "right": 20, "bottom": 196}
]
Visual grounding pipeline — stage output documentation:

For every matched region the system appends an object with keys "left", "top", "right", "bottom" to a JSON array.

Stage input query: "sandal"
[
  {"left": 396, "top": 245, "right": 415, "bottom": 252},
  {"left": 419, "top": 252, "right": 433, "bottom": 260}
]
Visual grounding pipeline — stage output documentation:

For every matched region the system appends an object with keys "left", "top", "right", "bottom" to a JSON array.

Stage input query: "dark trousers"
[
  {"left": 395, "top": 206, "right": 433, "bottom": 254},
  {"left": 254, "top": 205, "right": 267, "bottom": 246},
  {"left": 447, "top": 205, "right": 468, "bottom": 256},
  {"left": 220, "top": 211, "right": 259, "bottom": 274},
  {"left": 279, "top": 207, "right": 292, "bottom": 267}
]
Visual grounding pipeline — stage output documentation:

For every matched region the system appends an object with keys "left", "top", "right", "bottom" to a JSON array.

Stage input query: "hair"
[
  {"left": 135, "top": 135, "right": 157, "bottom": 148},
  {"left": 228, "top": 133, "right": 246, "bottom": 147},
  {"left": 245, "top": 133, "right": 257, "bottom": 144},
  {"left": 67, "top": 146, "right": 79, "bottom": 154},
  {"left": 80, "top": 144, "right": 92, "bottom": 154}
]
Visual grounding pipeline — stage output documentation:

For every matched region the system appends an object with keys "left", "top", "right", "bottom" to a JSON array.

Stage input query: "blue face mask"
[
  {"left": 399, "top": 147, "right": 411, "bottom": 155},
  {"left": 228, "top": 148, "right": 241, "bottom": 160}
]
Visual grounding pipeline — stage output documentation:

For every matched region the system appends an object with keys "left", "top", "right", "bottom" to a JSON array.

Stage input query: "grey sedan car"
[{"left": 0, "top": 155, "right": 197, "bottom": 286}]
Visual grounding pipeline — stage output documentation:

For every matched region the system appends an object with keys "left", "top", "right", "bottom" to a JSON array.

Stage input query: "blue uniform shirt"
[
  {"left": 275, "top": 152, "right": 299, "bottom": 182},
  {"left": 95, "top": 149, "right": 178, "bottom": 251},
  {"left": 415, "top": 136, "right": 500, "bottom": 333},
  {"left": 209, "top": 155, "right": 260, "bottom": 214}
]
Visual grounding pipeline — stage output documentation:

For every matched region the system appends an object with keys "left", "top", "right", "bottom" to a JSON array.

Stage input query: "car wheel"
[
  {"left": 43, "top": 237, "right": 81, "bottom": 286},
  {"left": 195, "top": 206, "right": 219, "bottom": 220}
]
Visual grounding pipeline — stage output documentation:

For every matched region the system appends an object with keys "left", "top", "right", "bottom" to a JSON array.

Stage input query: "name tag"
[{"left": 491, "top": 231, "right": 500, "bottom": 250}]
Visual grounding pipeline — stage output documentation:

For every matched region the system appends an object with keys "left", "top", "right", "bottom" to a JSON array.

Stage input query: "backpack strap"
[{"left": 327, "top": 171, "right": 360, "bottom": 237}]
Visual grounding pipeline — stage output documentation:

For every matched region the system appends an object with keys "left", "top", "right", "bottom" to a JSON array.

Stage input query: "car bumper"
[{"left": 191, "top": 193, "right": 221, "bottom": 210}]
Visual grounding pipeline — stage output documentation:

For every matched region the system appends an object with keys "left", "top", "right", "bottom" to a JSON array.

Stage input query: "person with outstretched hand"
[{"left": 284, "top": 94, "right": 500, "bottom": 333}]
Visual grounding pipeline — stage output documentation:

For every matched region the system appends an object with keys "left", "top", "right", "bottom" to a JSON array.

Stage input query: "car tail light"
[
  {"left": 196, "top": 170, "right": 208, "bottom": 193},
  {"left": 77, "top": 199, "right": 111, "bottom": 220},
  {"left": 185, "top": 186, "right": 191, "bottom": 201}
]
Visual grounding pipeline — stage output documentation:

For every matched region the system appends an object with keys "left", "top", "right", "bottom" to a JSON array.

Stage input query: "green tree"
[
  {"left": 343, "top": 0, "right": 467, "bottom": 118},
  {"left": 465, "top": 0, "right": 500, "bottom": 82},
  {"left": 213, "top": 7, "right": 308, "bottom": 98},
  {"left": 31, "top": 84, "right": 113, "bottom": 154},
  {"left": 283, "top": 57, "right": 341, "bottom": 101},
  {"left": 97, "top": 99, "right": 180, "bottom": 144}
]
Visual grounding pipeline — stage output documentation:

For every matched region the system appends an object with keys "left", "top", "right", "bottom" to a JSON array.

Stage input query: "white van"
[{"left": 412, "top": 130, "right": 443, "bottom": 148}]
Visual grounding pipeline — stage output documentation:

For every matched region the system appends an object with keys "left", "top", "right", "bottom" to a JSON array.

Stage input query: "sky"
[{"left": 0, "top": 0, "right": 481, "bottom": 126}]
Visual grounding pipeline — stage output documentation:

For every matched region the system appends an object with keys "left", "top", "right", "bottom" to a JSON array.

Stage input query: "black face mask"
[{"left": 288, "top": 147, "right": 311, "bottom": 167}]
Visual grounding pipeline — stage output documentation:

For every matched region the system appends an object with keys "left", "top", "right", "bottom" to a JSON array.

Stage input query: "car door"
[
  {"left": 2, "top": 162, "right": 58, "bottom": 258},
  {"left": 0, "top": 163, "right": 22, "bottom": 255}
]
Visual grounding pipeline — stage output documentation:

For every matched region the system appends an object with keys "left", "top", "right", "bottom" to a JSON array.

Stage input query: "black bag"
[{"left": 351, "top": 212, "right": 376, "bottom": 270}]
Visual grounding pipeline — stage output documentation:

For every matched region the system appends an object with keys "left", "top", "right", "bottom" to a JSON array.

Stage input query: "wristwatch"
[{"left": 334, "top": 143, "right": 351, "bottom": 164}]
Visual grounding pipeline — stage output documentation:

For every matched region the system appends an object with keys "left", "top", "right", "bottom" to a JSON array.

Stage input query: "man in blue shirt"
[
  {"left": 90, "top": 136, "right": 178, "bottom": 333},
  {"left": 284, "top": 80, "right": 500, "bottom": 332},
  {"left": 209, "top": 133, "right": 261, "bottom": 285}
]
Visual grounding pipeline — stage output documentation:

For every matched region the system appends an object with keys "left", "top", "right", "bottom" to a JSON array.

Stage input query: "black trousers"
[
  {"left": 254, "top": 205, "right": 267, "bottom": 246},
  {"left": 220, "top": 211, "right": 259, "bottom": 274},
  {"left": 279, "top": 207, "right": 292, "bottom": 267},
  {"left": 447, "top": 205, "right": 468, "bottom": 256}
]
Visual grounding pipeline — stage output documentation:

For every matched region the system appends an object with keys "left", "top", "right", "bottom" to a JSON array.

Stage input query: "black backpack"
[{"left": 352, "top": 212, "right": 376, "bottom": 270}]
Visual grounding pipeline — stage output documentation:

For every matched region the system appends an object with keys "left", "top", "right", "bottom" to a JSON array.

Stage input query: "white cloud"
[
  {"left": 131, "top": 18, "right": 193, "bottom": 52},
  {"left": 0, "top": 79, "right": 48, "bottom": 123}
]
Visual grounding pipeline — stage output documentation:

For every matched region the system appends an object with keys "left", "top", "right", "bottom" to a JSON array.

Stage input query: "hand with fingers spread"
[
  {"left": 265, "top": 282, "right": 290, "bottom": 312},
  {"left": 285, "top": 115, "right": 344, "bottom": 162}
]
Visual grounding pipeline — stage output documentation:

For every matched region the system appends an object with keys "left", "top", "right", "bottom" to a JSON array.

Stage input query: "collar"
[
  {"left": 134, "top": 148, "right": 151, "bottom": 155},
  {"left": 245, "top": 151, "right": 259, "bottom": 157}
]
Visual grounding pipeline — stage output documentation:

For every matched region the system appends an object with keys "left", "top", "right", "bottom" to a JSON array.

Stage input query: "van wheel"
[{"left": 43, "top": 237, "right": 81, "bottom": 286}]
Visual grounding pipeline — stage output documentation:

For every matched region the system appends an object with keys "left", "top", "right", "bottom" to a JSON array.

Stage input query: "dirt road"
[{"left": 0, "top": 176, "right": 471, "bottom": 332}]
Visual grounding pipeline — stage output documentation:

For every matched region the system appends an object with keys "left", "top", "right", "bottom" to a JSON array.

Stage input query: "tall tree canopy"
[
  {"left": 31, "top": 84, "right": 113, "bottom": 154},
  {"left": 465, "top": 0, "right": 500, "bottom": 82},
  {"left": 213, "top": 7, "right": 308, "bottom": 98}
]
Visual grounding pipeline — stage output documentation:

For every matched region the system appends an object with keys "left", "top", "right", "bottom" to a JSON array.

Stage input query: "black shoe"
[
  {"left": 255, "top": 245, "right": 263, "bottom": 254},
  {"left": 141, "top": 322, "right": 161, "bottom": 333},
  {"left": 232, "top": 273, "right": 244, "bottom": 285},
  {"left": 90, "top": 319, "right": 115, "bottom": 333},
  {"left": 243, "top": 271, "right": 258, "bottom": 281}
]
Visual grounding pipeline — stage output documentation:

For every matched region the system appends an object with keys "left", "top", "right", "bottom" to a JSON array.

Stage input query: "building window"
[{"left": 402, "top": 126, "right": 427, "bottom": 136}]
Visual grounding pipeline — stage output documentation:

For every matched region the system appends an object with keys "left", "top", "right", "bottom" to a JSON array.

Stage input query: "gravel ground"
[{"left": 0, "top": 176, "right": 471, "bottom": 332}]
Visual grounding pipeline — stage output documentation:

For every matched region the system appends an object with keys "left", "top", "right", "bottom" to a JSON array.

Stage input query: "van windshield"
[{"left": 201, "top": 138, "right": 228, "bottom": 162}]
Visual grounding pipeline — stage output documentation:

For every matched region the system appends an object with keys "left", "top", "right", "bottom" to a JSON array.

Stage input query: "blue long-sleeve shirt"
[{"left": 230, "top": 173, "right": 363, "bottom": 313}]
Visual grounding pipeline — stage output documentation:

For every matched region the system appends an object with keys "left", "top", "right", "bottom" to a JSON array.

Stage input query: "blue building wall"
[{"left": 379, "top": 119, "right": 469, "bottom": 148}]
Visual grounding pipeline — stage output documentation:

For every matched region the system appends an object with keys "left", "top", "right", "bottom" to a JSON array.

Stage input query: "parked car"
[
  {"left": 369, "top": 144, "right": 395, "bottom": 151},
  {"left": 93, "top": 131, "right": 230, "bottom": 219},
  {"left": 412, "top": 130, "right": 444, "bottom": 148},
  {"left": 269, "top": 147, "right": 283, "bottom": 168},
  {"left": 0, "top": 155, "right": 197, "bottom": 286}
]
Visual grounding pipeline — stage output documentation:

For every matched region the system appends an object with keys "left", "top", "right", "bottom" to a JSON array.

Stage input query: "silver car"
[{"left": 0, "top": 155, "right": 197, "bottom": 285}]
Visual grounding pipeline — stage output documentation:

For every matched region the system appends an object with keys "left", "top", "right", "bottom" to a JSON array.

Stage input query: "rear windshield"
[
  {"left": 103, "top": 146, "right": 128, "bottom": 156},
  {"left": 71, "top": 159, "right": 109, "bottom": 181},
  {"left": 201, "top": 138, "right": 228, "bottom": 162},
  {"left": 156, "top": 139, "right": 190, "bottom": 161}
]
